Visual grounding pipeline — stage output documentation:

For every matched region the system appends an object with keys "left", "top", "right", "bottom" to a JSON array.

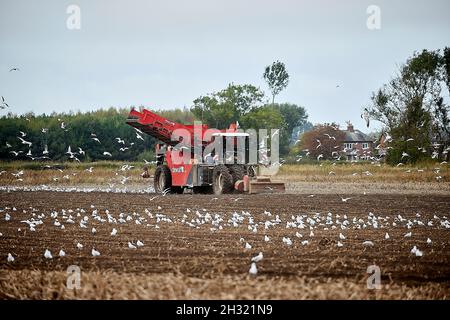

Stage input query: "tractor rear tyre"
[{"left": 212, "top": 165, "right": 233, "bottom": 195}]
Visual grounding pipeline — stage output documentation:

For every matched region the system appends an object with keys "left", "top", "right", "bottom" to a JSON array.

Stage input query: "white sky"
[{"left": 0, "top": 0, "right": 449, "bottom": 132}]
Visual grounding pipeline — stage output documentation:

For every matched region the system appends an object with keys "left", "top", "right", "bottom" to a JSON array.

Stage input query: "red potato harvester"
[{"left": 126, "top": 108, "right": 285, "bottom": 194}]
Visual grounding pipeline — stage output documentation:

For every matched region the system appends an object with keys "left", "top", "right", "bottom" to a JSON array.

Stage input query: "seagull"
[
  {"left": 244, "top": 242, "right": 252, "bottom": 250},
  {"left": 42, "top": 145, "right": 49, "bottom": 155},
  {"left": 411, "top": 246, "right": 423, "bottom": 257},
  {"left": 340, "top": 196, "right": 351, "bottom": 202},
  {"left": 385, "top": 232, "right": 390, "bottom": 240},
  {"left": 282, "top": 237, "right": 293, "bottom": 246},
  {"left": 136, "top": 133, "right": 144, "bottom": 141},
  {"left": 91, "top": 248, "right": 100, "bottom": 256},
  {"left": 384, "top": 133, "right": 393, "bottom": 143},
  {"left": 316, "top": 139, "right": 322, "bottom": 149},
  {"left": 103, "top": 151, "right": 112, "bottom": 157},
  {"left": 44, "top": 249, "right": 53, "bottom": 259},
  {"left": 264, "top": 235, "right": 270, "bottom": 242},
  {"left": 59, "top": 249, "right": 66, "bottom": 257},
  {"left": 401, "top": 152, "right": 410, "bottom": 160},
  {"left": 249, "top": 262, "right": 258, "bottom": 275},
  {"left": 60, "top": 122, "right": 66, "bottom": 130},
  {"left": 362, "top": 240, "right": 374, "bottom": 247},
  {"left": 111, "top": 228, "right": 117, "bottom": 236},
  {"left": 317, "top": 154, "right": 323, "bottom": 161},
  {"left": 324, "top": 133, "right": 336, "bottom": 140},
  {"left": 115, "top": 137, "right": 125, "bottom": 144},
  {"left": 85, "top": 167, "right": 94, "bottom": 173},
  {"left": 427, "top": 238, "right": 432, "bottom": 245},
  {"left": 404, "top": 232, "right": 412, "bottom": 237},
  {"left": 5, "top": 142, "right": 12, "bottom": 148},
  {"left": 339, "top": 233, "right": 346, "bottom": 240},
  {"left": 18, "top": 136, "right": 32, "bottom": 147},
  {"left": 361, "top": 108, "right": 370, "bottom": 128},
  {"left": 136, "top": 240, "right": 144, "bottom": 247},
  {"left": 271, "top": 129, "right": 280, "bottom": 139},
  {"left": 128, "top": 242, "right": 137, "bottom": 249},
  {"left": 7, "top": 253, "right": 15, "bottom": 262},
  {"left": 251, "top": 252, "right": 263, "bottom": 263},
  {"left": 76, "top": 243, "right": 83, "bottom": 249},
  {"left": 9, "top": 67, "right": 20, "bottom": 72},
  {"left": 78, "top": 147, "right": 85, "bottom": 155},
  {"left": 91, "top": 137, "right": 101, "bottom": 143}
]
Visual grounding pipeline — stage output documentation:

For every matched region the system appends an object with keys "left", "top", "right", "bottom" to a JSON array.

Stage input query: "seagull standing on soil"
[
  {"left": 251, "top": 252, "right": 263, "bottom": 263},
  {"left": 44, "top": 249, "right": 53, "bottom": 259}
]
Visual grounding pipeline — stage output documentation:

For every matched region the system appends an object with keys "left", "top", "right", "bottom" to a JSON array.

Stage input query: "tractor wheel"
[
  {"left": 228, "top": 164, "right": 246, "bottom": 184},
  {"left": 154, "top": 165, "right": 172, "bottom": 194},
  {"left": 212, "top": 165, "right": 233, "bottom": 195}
]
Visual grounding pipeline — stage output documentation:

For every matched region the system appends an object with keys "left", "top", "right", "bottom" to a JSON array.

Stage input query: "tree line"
[{"left": 0, "top": 61, "right": 312, "bottom": 161}]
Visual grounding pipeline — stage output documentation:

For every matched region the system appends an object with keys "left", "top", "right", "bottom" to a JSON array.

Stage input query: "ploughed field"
[{"left": 1, "top": 191, "right": 449, "bottom": 299}]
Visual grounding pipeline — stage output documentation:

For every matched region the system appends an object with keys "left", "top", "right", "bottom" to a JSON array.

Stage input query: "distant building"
[{"left": 341, "top": 123, "right": 373, "bottom": 161}]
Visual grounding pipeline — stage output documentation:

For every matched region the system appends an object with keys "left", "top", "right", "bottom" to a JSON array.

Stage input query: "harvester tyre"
[
  {"left": 154, "top": 165, "right": 172, "bottom": 194},
  {"left": 228, "top": 164, "right": 246, "bottom": 184},
  {"left": 212, "top": 165, "right": 233, "bottom": 195}
]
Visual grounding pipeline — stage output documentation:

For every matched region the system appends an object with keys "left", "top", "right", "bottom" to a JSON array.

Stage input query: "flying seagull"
[
  {"left": 361, "top": 108, "right": 370, "bottom": 128},
  {"left": 9, "top": 67, "right": 20, "bottom": 72}
]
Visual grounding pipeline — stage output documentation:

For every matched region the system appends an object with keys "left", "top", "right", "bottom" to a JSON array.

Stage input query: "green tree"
[
  {"left": 240, "top": 106, "right": 284, "bottom": 130},
  {"left": 367, "top": 49, "right": 449, "bottom": 164},
  {"left": 191, "top": 84, "right": 264, "bottom": 128},
  {"left": 263, "top": 60, "right": 290, "bottom": 105}
]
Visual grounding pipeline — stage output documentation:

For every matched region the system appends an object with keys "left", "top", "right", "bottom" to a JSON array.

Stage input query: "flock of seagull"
[
  {"left": 294, "top": 126, "right": 450, "bottom": 174},
  {"left": 4, "top": 122, "right": 148, "bottom": 164},
  {"left": 2, "top": 198, "right": 448, "bottom": 276}
]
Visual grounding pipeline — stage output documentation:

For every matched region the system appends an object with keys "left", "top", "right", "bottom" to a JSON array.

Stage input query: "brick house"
[{"left": 341, "top": 122, "right": 373, "bottom": 161}]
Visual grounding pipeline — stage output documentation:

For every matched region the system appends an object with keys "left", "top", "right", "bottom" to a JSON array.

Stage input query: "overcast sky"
[{"left": 0, "top": 0, "right": 449, "bottom": 132}]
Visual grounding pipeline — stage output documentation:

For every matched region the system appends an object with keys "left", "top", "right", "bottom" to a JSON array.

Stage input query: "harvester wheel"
[
  {"left": 228, "top": 164, "right": 246, "bottom": 184},
  {"left": 212, "top": 165, "right": 233, "bottom": 195},
  {"left": 154, "top": 165, "right": 172, "bottom": 193}
]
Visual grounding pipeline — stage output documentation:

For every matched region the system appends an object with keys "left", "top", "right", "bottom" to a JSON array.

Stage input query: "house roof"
[{"left": 342, "top": 129, "right": 371, "bottom": 142}]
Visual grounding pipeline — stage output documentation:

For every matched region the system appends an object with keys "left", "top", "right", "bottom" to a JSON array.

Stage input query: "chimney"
[{"left": 347, "top": 123, "right": 354, "bottom": 132}]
